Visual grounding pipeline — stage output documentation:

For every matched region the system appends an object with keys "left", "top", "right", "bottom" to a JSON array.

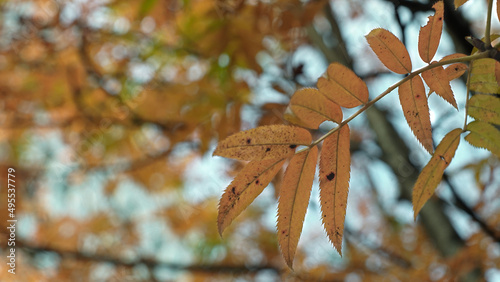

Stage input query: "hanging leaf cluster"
[
  {"left": 214, "top": 64, "right": 367, "bottom": 267},
  {"left": 214, "top": 0, "right": 500, "bottom": 268}
]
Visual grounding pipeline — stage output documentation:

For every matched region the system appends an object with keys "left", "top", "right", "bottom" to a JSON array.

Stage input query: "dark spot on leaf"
[
  {"left": 231, "top": 187, "right": 236, "bottom": 194},
  {"left": 266, "top": 147, "right": 271, "bottom": 152},
  {"left": 439, "top": 155, "right": 448, "bottom": 164},
  {"left": 327, "top": 172, "right": 335, "bottom": 181},
  {"left": 255, "top": 179, "right": 260, "bottom": 184},
  {"left": 438, "top": 17, "right": 442, "bottom": 21},
  {"left": 246, "top": 138, "right": 251, "bottom": 144},
  {"left": 289, "top": 144, "right": 297, "bottom": 149}
]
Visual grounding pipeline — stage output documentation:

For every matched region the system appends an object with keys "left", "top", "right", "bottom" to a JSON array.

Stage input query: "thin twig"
[
  {"left": 485, "top": 0, "right": 494, "bottom": 47},
  {"left": 12, "top": 239, "right": 281, "bottom": 274}
]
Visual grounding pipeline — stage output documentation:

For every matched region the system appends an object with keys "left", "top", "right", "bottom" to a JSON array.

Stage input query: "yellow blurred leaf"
[
  {"left": 289, "top": 88, "right": 343, "bottom": 129},
  {"left": 399, "top": 75, "right": 434, "bottom": 153},
  {"left": 413, "top": 129, "right": 462, "bottom": 219},
  {"left": 468, "top": 94, "right": 500, "bottom": 125},
  {"left": 465, "top": 121, "right": 500, "bottom": 157},
  {"left": 317, "top": 63, "right": 369, "bottom": 108},
  {"left": 470, "top": 58, "right": 500, "bottom": 94},
  {"left": 218, "top": 158, "right": 286, "bottom": 235},
  {"left": 366, "top": 28, "right": 412, "bottom": 74},
  {"left": 319, "top": 125, "right": 351, "bottom": 255},
  {"left": 418, "top": 1, "right": 444, "bottom": 63},
  {"left": 277, "top": 146, "right": 318, "bottom": 268},
  {"left": 213, "top": 125, "right": 312, "bottom": 160}
]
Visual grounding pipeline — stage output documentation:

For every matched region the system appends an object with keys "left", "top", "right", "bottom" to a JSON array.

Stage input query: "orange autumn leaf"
[
  {"left": 319, "top": 125, "right": 351, "bottom": 256},
  {"left": 440, "top": 53, "right": 467, "bottom": 61},
  {"left": 445, "top": 63, "right": 468, "bottom": 81},
  {"left": 289, "top": 88, "right": 343, "bottom": 129},
  {"left": 316, "top": 63, "right": 369, "bottom": 108},
  {"left": 498, "top": 0, "right": 500, "bottom": 22},
  {"left": 421, "top": 63, "right": 458, "bottom": 108},
  {"left": 413, "top": 129, "right": 462, "bottom": 219},
  {"left": 218, "top": 158, "right": 286, "bottom": 235},
  {"left": 366, "top": 28, "right": 412, "bottom": 74},
  {"left": 399, "top": 76, "right": 434, "bottom": 154},
  {"left": 213, "top": 125, "right": 312, "bottom": 161},
  {"left": 440, "top": 53, "right": 468, "bottom": 81},
  {"left": 277, "top": 146, "right": 318, "bottom": 268},
  {"left": 455, "top": 0, "right": 468, "bottom": 8},
  {"left": 418, "top": 1, "right": 444, "bottom": 63}
]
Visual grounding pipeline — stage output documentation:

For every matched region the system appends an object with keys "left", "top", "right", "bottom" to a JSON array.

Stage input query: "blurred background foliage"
[{"left": 0, "top": 0, "right": 499, "bottom": 281}]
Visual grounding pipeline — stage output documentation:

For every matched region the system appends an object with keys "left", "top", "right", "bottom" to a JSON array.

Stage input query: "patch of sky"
[
  {"left": 113, "top": 17, "right": 130, "bottom": 34},
  {"left": 86, "top": 6, "right": 112, "bottom": 30},
  {"left": 33, "top": 251, "right": 61, "bottom": 272},
  {"left": 183, "top": 148, "right": 233, "bottom": 204},
  {"left": 110, "top": 180, "right": 168, "bottom": 221},
  {"left": 128, "top": 60, "right": 155, "bottom": 84},
  {"left": 141, "top": 16, "right": 156, "bottom": 34},
  {"left": 17, "top": 214, "right": 38, "bottom": 240},
  {"left": 444, "top": 205, "right": 479, "bottom": 239},
  {"left": 90, "top": 262, "right": 116, "bottom": 282},
  {"left": 60, "top": 2, "right": 81, "bottom": 25}
]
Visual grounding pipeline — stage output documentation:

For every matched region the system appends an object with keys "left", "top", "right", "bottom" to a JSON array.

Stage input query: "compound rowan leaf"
[
  {"left": 218, "top": 158, "right": 286, "bottom": 235},
  {"left": 319, "top": 125, "right": 350, "bottom": 256},
  {"left": 366, "top": 28, "right": 412, "bottom": 74},
  {"left": 213, "top": 125, "right": 312, "bottom": 161},
  {"left": 316, "top": 63, "right": 369, "bottom": 108},
  {"left": 468, "top": 94, "right": 500, "bottom": 125},
  {"left": 421, "top": 63, "right": 458, "bottom": 108},
  {"left": 399, "top": 76, "right": 434, "bottom": 153},
  {"left": 418, "top": 1, "right": 444, "bottom": 63},
  {"left": 289, "top": 88, "right": 343, "bottom": 129},
  {"left": 277, "top": 146, "right": 318, "bottom": 268},
  {"left": 465, "top": 121, "right": 500, "bottom": 157},
  {"left": 413, "top": 129, "right": 462, "bottom": 219}
]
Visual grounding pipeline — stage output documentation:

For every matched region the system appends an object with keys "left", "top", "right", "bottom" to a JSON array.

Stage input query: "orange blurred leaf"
[
  {"left": 317, "top": 63, "right": 369, "bottom": 108},
  {"left": 421, "top": 63, "right": 458, "bottom": 108},
  {"left": 413, "top": 128, "right": 462, "bottom": 219},
  {"left": 277, "top": 146, "right": 318, "bottom": 268},
  {"left": 213, "top": 125, "right": 312, "bottom": 161},
  {"left": 455, "top": 0, "right": 468, "bottom": 8},
  {"left": 218, "top": 158, "right": 286, "bottom": 235},
  {"left": 366, "top": 28, "right": 412, "bottom": 74},
  {"left": 319, "top": 125, "right": 351, "bottom": 255},
  {"left": 418, "top": 1, "right": 444, "bottom": 63},
  {"left": 289, "top": 88, "right": 343, "bottom": 128},
  {"left": 399, "top": 75, "right": 434, "bottom": 153}
]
